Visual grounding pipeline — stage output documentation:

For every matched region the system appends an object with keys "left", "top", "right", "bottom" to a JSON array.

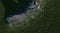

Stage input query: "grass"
[{"left": 0, "top": 0, "right": 60, "bottom": 33}]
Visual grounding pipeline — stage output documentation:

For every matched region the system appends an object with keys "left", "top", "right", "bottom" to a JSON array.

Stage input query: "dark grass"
[{"left": 0, "top": 0, "right": 60, "bottom": 33}]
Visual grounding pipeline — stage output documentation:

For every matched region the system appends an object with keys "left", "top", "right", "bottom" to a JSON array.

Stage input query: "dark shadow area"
[
  {"left": 1, "top": 0, "right": 33, "bottom": 24},
  {"left": 1, "top": 0, "right": 33, "bottom": 17}
]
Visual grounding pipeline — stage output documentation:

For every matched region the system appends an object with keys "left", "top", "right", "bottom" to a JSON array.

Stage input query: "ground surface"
[{"left": 0, "top": 0, "right": 60, "bottom": 33}]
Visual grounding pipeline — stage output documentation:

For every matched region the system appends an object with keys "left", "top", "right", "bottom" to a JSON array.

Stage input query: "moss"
[{"left": 0, "top": 0, "right": 60, "bottom": 33}]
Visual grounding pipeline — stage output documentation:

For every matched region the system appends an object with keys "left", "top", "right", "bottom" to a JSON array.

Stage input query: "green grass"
[
  {"left": 13, "top": 0, "right": 18, "bottom": 3},
  {"left": 0, "top": 0, "right": 60, "bottom": 33}
]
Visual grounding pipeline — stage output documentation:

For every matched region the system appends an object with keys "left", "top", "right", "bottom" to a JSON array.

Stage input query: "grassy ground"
[{"left": 0, "top": 0, "right": 60, "bottom": 33}]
